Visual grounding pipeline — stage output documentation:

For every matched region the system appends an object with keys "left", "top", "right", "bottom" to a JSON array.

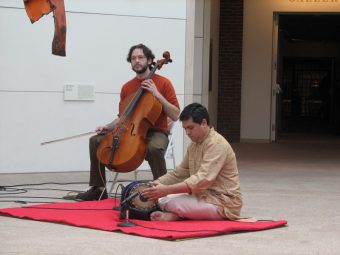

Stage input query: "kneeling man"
[{"left": 142, "top": 103, "right": 243, "bottom": 221}]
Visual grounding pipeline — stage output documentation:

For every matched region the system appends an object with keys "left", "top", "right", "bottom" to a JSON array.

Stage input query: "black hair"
[
  {"left": 179, "top": 102, "right": 210, "bottom": 125},
  {"left": 126, "top": 43, "right": 155, "bottom": 64}
]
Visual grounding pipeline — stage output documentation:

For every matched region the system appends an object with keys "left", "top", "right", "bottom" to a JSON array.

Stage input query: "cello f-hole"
[{"left": 130, "top": 123, "right": 136, "bottom": 136}]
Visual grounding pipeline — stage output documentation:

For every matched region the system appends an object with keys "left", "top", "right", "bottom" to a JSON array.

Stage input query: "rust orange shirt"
[{"left": 119, "top": 74, "right": 180, "bottom": 133}]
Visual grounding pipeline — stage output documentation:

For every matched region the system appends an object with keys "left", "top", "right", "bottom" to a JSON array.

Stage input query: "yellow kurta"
[{"left": 158, "top": 128, "right": 243, "bottom": 220}]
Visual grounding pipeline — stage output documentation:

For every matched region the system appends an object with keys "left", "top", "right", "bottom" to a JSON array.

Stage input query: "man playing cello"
[{"left": 76, "top": 44, "right": 180, "bottom": 201}]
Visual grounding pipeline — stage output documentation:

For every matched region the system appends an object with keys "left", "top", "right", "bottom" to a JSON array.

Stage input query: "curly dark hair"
[{"left": 126, "top": 43, "right": 155, "bottom": 65}]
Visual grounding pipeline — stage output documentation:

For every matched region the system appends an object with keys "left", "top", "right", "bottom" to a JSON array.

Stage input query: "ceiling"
[{"left": 279, "top": 14, "right": 340, "bottom": 43}]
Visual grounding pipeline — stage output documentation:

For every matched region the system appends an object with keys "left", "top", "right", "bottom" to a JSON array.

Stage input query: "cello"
[{"left": 96, "top": 51, "right": 172, "bottom": 173}]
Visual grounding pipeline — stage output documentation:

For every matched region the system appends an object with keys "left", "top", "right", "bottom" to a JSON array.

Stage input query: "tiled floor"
[{"left": 1, "top": 135, "right": 340, "bottom": 254}]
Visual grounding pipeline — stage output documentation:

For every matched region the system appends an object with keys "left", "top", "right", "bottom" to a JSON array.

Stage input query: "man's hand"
[
  {"left": 141, "top": 79, "right": 161, "bottom": 99},
  {"left": 141, "top": 79, "right": 180, "bottom": 121},
  {"left": 142, "top": 182, "right": 169, "bottom": 200},
  {"left": 142, "top": 181, "right": 190, "bottom": 200},
  {"left": 95, "top": 118, "right": 120, "bottom": 134},
  {"left": 95, "top": 125, "right": 109, "bottom": 134}
]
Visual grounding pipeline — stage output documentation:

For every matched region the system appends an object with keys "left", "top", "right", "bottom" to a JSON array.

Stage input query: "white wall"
[
  {"left": 208, "top": 0, "right": 220, "bottom": 129},
  {"left": 242, "top": 0, "right": 340, "bottom": 141},
  {"left": 0, "top": 0, "right": 186, "bottom": 173}
]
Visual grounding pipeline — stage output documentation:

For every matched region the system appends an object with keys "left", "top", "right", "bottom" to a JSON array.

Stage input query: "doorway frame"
[
  {"left": 270, "top": 13, "right": 280, "bottom": 142},
  {"left": 272, "top": 12, "right": 340, "bottom": 140}
]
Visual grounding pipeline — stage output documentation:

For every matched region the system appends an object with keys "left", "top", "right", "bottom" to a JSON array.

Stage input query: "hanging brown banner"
[{"left": 23, "top": 0, "right": 67, "bottom": 56}]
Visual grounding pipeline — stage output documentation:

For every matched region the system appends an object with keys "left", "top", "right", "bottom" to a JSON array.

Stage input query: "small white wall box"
[{"left": 64, "top": 84, "right": 95, "bottom": 101}]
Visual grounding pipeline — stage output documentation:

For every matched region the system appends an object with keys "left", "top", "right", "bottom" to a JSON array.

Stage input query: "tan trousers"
[{"left": 158, "top": 194, "right": 225, "bottom": 220}]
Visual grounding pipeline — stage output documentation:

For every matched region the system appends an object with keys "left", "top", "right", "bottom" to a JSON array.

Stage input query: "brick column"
[{"left": 218, "top": 0, "right": 244, "bottom": 142}]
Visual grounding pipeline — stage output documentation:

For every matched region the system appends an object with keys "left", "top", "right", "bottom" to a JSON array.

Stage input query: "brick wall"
[{"left": 218, "top": 0, "right": 244, "bottom": 142}]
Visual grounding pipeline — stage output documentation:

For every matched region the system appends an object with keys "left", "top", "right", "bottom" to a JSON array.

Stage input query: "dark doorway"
[{"left": 277, "top": 14, "right": 340, "bottom": 136}]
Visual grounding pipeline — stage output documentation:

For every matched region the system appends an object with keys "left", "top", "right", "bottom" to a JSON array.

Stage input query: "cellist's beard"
[{"left": 133, "top": 64, "right": 148, "bottom": 74}]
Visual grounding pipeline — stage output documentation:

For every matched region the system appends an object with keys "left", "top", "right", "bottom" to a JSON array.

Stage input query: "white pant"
[{"left": 158, "top": 194, "right": 225, "bottom": 220}]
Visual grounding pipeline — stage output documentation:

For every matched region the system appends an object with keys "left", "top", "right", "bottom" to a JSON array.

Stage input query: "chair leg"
[
  {"left": 172, "top": 146, "right": 176, "bottom": 170},
  {"left": 98, "top": 171, "right": 119, "bottom": 200},
  {"left": 108, "top": 172, "right": 119, "bottom": 195},
  {"left": 98, "top": 189, "right": 106, "bottom": 200}
]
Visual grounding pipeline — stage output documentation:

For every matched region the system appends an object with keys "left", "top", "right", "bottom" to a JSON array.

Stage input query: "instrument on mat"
[{"left": 120, "top": 181, "right": 158, "bottom": 221}]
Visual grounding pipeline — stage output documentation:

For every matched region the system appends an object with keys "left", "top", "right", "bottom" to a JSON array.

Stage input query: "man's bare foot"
[{"left": 150, "top": 211, "right": 180, "bottom": 221}]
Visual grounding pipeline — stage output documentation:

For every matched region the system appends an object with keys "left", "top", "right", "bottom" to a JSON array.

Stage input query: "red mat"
[{"left": 0, "top": 199, "right": 287, "bottom": 240}]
